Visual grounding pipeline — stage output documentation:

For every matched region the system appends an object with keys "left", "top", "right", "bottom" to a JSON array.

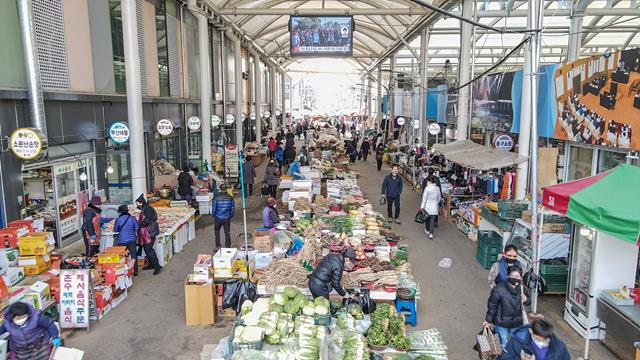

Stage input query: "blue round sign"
[{"left": 109, "top": 121, "right": 130, "bottom": 144}]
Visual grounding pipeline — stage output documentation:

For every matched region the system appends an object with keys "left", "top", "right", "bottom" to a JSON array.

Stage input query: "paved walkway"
[{"left": 64, "top": 157, "right": 618, "bottom": 359}]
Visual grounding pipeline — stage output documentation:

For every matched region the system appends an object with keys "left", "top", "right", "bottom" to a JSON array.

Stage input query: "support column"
[
  {"left": 515, "top": 6, "right": 533, "bottom": 200},
  {"left": 270, "top": 65, "right": 277, "bottom": 131},
  {"left": 527, "top": 0, "right": 544, "bottom": 314},
  {"left": 388, "top": 54, "right": 396, "bottom": 141},
  {"left": 197, "top": 13, "right": 212, "bottom": 166},
  {"left": 281, "top": 71, "right": 286, "bottom": 126},
  {"left": 418, "top": 27, "right": 429, "bottom": 144},
  {"left": 366, "top": 76, "right": 372, "bottom": 123},
  {"left": 456, "top": 0, "right": 473, "bottom": 140},
  {"left": 251, "top": 50, "right": 262, "bottom": 139},
  {"left": 377, "top": 67, "right": 382, "bottom": 131},
  {"left": 568, "top": 13, "right": 583, "bottom": 62},
  {"left": 121, "top": 0, "right": 147, "bottom": 201},
  {"left": 227, "top": 30, "right": 243, "bottom": 147}
]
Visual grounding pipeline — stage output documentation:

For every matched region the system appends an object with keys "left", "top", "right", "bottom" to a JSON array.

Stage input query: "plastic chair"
[{"left": 395, "top": 298, "right": 417, "bottom": 327}]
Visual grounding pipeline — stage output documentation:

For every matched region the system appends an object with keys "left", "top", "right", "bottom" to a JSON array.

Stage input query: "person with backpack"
[
  {"left": 114, "top": 204, "right": 140, "bottom": 276},
  {"left": 135, "top": 194, "right": 162, "bottom": 275},
  {"left": 211, "top": 184, "right": 235, "bottom": 249}
]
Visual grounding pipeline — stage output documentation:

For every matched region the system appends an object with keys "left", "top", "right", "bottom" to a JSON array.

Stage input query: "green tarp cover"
[{"left": 566, "top": 164, "right": 640, "bottom": 245}]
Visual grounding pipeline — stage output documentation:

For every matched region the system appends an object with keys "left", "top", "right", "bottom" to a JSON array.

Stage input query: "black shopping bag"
[
  {"left": 414, "top": 209, "right": 426, "bottom": 224},
  {"left": 222, "top": 280, "right": 257, "bottom": 314}
]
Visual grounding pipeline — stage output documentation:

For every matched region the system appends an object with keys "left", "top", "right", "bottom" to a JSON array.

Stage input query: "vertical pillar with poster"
[{"left": 224, "top": 144, "right": 240, "bottom": 184}]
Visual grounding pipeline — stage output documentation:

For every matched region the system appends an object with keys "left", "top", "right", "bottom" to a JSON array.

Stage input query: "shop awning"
[
  {"left": 432, "top": 140, "right": 528, "bottom": 171},
  {"left": 542, "top": 164, "right": 640, "bottom": 245}
]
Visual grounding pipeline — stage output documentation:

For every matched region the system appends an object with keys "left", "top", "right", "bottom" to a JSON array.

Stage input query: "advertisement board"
[
  {"left": 59, "top": 269, "right": 90, "bottom": 329},
  {"left": 224, "top": 144, "right": 239, "bottom": 180},
  {"left": 290, "top": 16, "right": 353, "bottom": 57}
]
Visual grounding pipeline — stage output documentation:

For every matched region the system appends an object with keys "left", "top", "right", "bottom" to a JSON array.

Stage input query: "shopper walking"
[
  {"left": 81, "top": 195, "right": 103, "bottom": 257},
  {"left": 285, "top": 145, "right": 296, "bottom": 167},
  {"left": 0, "top": 302, "right": 60, "bottom": 360},
  {"left": 212, "top": 183, "right": 235, "bottom": 249},
  {"left": 381, "top": 165, "right": 403, "bottom": 224},
  {"left": 264, "top": 159, "right": 280, "bottom": 198},
  {"left": 489, "top": 245, "right": 524, "bottom": 289},
  {"left": 500, "top": 319, "right": 571, "bottom": 360},
  {"left": 275, "top": 145, "right": 285, "bottom": 172},
  {"left": 420, "top": 175, "right": 441, "bottom": 239},
  {"left": 308, "top": 247, "right": 356, "bottom": 299},
  {"left": 262, "top": 197, "right": 280, "bottom": 229},
  {"left": 177, "top": 167, "right": 194, "bottom": 202},
  {"left": 484, "top": 266, "right": 531, "bottom": 349},
  {"left": 375, "top": 143, "right": 385, "bottom": 171},
  {"left": 136, "top": 194, "right": 162, "bottom": 275},
  {"left": 114, "top": 205, "right": 139, "bottom": 276},
  {"left": 242, "top": 156, "right": 256, "bottom": 197},
  {"left": 360, "top": 137, "right": 370, "bottom": 161},
  {"left": 267, "top": 137, "right": 276, "bottom": 158}
]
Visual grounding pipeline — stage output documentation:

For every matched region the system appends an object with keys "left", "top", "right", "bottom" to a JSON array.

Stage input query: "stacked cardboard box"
[
  {"left": 97, "top": 247, "right": 134, "bottom": 291},
  {"left": 213, "top": 248, "right": 238, "bottom": 278},
  {"left": 252, "top": 230, "right": 274, "bottom": 253},
  {"left": 185, "top": 254, "right": 217, "bottom": 325},
  {"left": 17, "top": 232, "right": 54, "bottom": 276}
]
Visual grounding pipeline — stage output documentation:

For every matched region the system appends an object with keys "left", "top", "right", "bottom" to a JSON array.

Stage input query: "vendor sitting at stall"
[
  {"left": 0, "top": 302, "right": 61, "bottom": 360},
  {"left": 262, "top": 197, "right": 280, "bottom": 229},
  {"left": 288, "top": 159, "right": 303, "bottom": 180},
  {"left": 308, "top": 247, "right": 356, "bottom": 299}
]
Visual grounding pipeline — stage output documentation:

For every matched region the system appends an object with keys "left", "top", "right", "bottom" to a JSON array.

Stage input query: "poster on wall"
[
  {"left": 553, "top": 48, "right": 640, "bottom": 149},
  {"left": 224, "top": 144, "right": 239, "bottom": 180},
  {"left": 59, "top": 269, "right": 90, "bottom": 329},
  {"left": 472, "top": 71, "right": 515, "bottom": 132},
  {"left": 58, "top": 194, "right": 78, "bottom": 237}
]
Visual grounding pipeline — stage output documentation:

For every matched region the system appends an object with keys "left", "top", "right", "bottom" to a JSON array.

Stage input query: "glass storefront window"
[
  {"left": 188, "top": 133, "right": 202, "bottom": 158},
  {"left": 108, "top": 1, "right": 125, "bottom": 94},
  {"left": 567, "top": 146, "right": 593, "bottom": 180},
  {"left": 597, "top": 150, "right": 628, "bottom": 173},
  {"left": 156, "top": 6, "right": 170, "bottom": 96},
  {"left": 154, "top": 136, "right": 178, "bottom": 167}
]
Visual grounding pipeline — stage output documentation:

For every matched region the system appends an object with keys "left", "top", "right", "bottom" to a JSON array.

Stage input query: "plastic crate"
[
  {"left": 314, "top": 313, "right": 331, "bottom": 326},
  {"left": 498, "top": 200, "right": 529, "bottom": 212},
  {"left": 476, "top": 241, "right": 502, "bottom": 269},
  {"left": 477, "top": 231, "right": 503, "bottom": 248},
  {"left": 540, "top": 263, "right": 568, "bottom": 276},
  {"left": 228, "top": 324, "right": 263, "bottom": 353},
  {"left": 545, "top": 282, "right": 567, "bottom": 294},
  {"left": 499, "top": 209, "right": 526, "bottom": 220},
  {"left": 480, "top": 207, "right": 514, "bottom": 231}
]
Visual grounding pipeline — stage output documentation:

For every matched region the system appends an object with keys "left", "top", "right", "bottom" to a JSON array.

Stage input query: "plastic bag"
[
  {"left": 222, "top": 280, "right": 257, "bottom": 313},
  {"left": 414, "top": 210, "right": 426, "bottom": 224},
  {"left": 379, "top": 196, "right": 387, "bottom": 205},
  {"left": 207, "top": 336, "right": 230, "bottom": 360},
  {"left": 438, "top": 258, "right": 452, "bottom": 268},
  {"left": 343, "top": 289, "right": 376, "bottom": 314}
]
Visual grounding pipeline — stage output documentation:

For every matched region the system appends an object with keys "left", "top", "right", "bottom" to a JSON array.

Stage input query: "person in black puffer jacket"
[
  {"left": 484, "top": 266, "right": 531, "bottom": 349},
  {"left": 308, "top": 248, "right": 356, "bottom": 299}
]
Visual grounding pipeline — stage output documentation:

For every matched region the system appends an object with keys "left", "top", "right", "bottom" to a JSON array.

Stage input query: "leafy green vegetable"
[
  {"left": 283, "top": 286, "right": 301, "bottom": 299},
  {"left": 390, "top": 334, "right": 411, "bottom": 350},
  {"left": 274, "top": 292, "right": 287, "bottom": 305}
]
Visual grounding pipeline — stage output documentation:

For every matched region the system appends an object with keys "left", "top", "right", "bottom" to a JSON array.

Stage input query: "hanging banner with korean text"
[{"left": 59, "top": 269, "right": 90, "bottom": 329}]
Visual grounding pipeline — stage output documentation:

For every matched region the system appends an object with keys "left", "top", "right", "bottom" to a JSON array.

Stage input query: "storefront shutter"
[
  {"left": 167, "top": 14, "right": 182, "bottom": 97},
  {"left": 136, "top": 0, "right": 147, "bottom": 95}
]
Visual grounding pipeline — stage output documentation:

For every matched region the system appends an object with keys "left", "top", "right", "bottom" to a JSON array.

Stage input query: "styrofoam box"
[
  {"left": 213, "top": 248, "right": 237, "bottom": 269},
  {"left": 292, "top": 180, "right": 312, "bottom": 190}
]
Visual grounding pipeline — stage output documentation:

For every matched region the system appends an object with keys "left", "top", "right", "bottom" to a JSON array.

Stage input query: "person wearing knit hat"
[
  {"left": 262, "top": 197, "right": 279, "bottom": 229},
  {"left": 81, "top": 196, "right": 103, "bottom": 256}
]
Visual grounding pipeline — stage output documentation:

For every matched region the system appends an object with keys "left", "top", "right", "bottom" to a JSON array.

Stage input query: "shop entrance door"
[{"left": 107, "top": 151, "right": 132, "bottom": 203}]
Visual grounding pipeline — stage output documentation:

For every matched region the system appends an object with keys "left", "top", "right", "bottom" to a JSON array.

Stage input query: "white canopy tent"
[{"left": 432, "top": 139, "right": 528, "bottom": 170}]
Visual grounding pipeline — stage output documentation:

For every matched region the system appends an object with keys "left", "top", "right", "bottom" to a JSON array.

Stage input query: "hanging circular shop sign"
[
  {"left": 396, "top": 117, "right": 406, "bottom": 126},
  {"left": 276, "top": 110, "right": 282, "bottom": 117},
  {"left": 250, "top": 112, "right": 257, "bottom": 121},
  {"left": 241, "top": 113, "right": 247, "bottom": 122},
  {"left": 428, "top": 122, "right": 441, "bottom": 135},
  {"left": 9, "top": 127, "right": 45, "bottom": 160},
  {"left": 187, "top": 116, "right": 201, "bottom": 131},
  {"left": 225, "top": 113, "right": 235, "bottom": 124},
  {"left": 156, "top": 119, "right": 174, "bottom": 136},
  {"left": 264, "top": 111, "right": 271, "bottom": 118},
  {"left": 108, "top": 121, "right": 130, "bottom": 144},
  {"left": 413, "top": 119, "right": 420, "bottom": 129},
  {"left": 493, "top": 134, "right": 515, "bottom": 151},
  {"left": 211, "top": 115, "right": 221, "bottom": 127}
]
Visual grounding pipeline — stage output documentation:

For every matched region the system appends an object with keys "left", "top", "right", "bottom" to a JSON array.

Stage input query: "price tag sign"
[
  {"left": 9, "top": 128, "right": 45, "bottom": 160},
  {"left": 108, "top": 121, "right": 130, "bottom": 144},
  {"left": 428, "top": 123, "right": 441, "bottom": 135},
  {"left": 493, "top": 134, "right": 515, "bottom": 151},
  {"left": 59, "top": 269, "right": 90, "bottom": 329},
  {"left": 225, "top": 114, "right": 235, "bottom": 125},
  {"left": 187, "top": 116, "right": 201, "bottom": 131},
  {"left": 211, "top": 115, "right": 221, "bottom": 127},
  {"left": 396, "top": 117, "right": 406, "bottom": 126},
  {"left": 156, "top": 119, "right": 174, "bottom": 136}
]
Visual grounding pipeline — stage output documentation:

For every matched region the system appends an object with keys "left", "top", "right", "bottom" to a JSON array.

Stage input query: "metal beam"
[
  {"left": 384, "top": 16, "right": 420, "bottom": 59},
  {"left": 217, "top": 8, "right": 430, "bottom": 15},
  {"left": 451, "top": 7, "right": 640, "bottom": 16}
]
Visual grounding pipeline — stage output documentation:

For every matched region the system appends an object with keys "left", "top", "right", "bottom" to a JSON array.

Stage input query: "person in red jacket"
[{"left": 267, "top": 137, "right": 276, "bottom": 158}]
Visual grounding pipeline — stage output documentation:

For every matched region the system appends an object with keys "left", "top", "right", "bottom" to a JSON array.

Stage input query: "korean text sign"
[{"left": 59, "top": 269, "right": 90, "bottom": 329}]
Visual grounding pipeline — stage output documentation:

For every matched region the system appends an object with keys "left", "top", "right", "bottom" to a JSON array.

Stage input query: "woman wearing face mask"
[
  {"left": 262, "top": 197, "right": 280, "bottom": 229},
  {"left": 488, "top": 245, "right": 523, "bottom": 289},
  {"left": 0, "top": 302, "right": 60, "bottom": 360},
  {"left": 135, "top": 194, "right": 162, "bottom": 275},
  {"left": 500, "top": 319, "right": 570, "bottom": 360},
  {"left": 483, "top": 266, "right": 531, "bottom": 349}
]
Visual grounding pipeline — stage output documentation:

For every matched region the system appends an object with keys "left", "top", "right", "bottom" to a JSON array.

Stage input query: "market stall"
[
  {"left": 541, "top": 164, "right": 640, "bottom": 360},
  {"left": 193, "top": 138, "right": 448, "bottom": 359}
]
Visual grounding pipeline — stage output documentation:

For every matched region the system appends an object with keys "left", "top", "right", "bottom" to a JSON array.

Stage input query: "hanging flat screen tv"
[{"left": 289, "top": 16, "right": 354, "bottom": 57}]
